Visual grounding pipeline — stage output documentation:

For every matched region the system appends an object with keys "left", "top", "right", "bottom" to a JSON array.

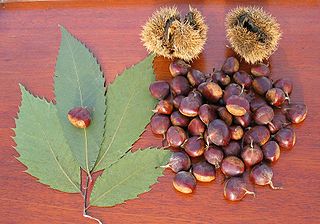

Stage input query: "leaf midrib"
[
  {"left": 91, "top": 156, "right": 156, "bottom": 205},
  {"left": 25, "top": 95, "right": 79, "bottom": 192},
  {"left": 65, "top": 32, "right": 84, "bottom": 107},
  {"left": 64, "top": 33, "right": 90, "bottom": 173},
  {"left": 93, "top": 77, "right": 140, "bottom": 171}
]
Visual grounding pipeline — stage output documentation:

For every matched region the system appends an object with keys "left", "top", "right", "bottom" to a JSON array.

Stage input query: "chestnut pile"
[{"left": 149, "top": 57, "right": 307, "bottom": 201}]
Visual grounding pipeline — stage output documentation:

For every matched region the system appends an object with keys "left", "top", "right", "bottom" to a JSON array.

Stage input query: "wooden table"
[{"left": 1, "top": 1, "right": 319, "bottom": 223}]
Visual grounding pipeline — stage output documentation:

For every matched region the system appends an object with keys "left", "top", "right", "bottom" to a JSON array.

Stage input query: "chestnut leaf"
[
  {"left": 93, "top": 54, "right": 157, "bottom": 172},
  {"left": 90, "top": 148, "right": 171, "bottom": 207},
  {"left": 54, "top": 26, "right": 106, "bottom": 173},
  {"left": 13, "top": 85, "right": 81, "bottom": 193}
]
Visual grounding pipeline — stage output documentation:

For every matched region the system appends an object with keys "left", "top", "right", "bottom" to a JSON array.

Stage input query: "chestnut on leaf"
[{"left": 67, "top": 107, "right": 91, "bottom": 128}]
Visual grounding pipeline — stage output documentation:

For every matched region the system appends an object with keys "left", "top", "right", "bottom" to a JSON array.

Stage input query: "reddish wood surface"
[{"left": 1, "top": 1, "right": 320, "bottom": 223}]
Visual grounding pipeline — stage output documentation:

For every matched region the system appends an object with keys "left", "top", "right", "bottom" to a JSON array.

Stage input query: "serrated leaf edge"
[
  {"left": 55, "top": 25, "right": 107, "bottom": 173},
  {"left": 14, "top": 84, "right": 80, "bottom": 193},
  {"left": 92, "top": 54, "right": 155, "bottom": 172},
  {"left": 90, "top": 147, "right": 170, "bottom": 206}
]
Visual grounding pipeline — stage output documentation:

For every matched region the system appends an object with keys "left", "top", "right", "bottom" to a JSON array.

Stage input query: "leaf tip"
[
  {"left": 18, "top": 83, "right": 26, "bottom": 92},
  {"left": 58, "top": 25, "right": 71, "bottom": 39},
  {"left": 58, "top": 24, "right": 66, "bottom": 32},
  {"left": 18, "top": 84, "right": 30, "bottom": 101}
]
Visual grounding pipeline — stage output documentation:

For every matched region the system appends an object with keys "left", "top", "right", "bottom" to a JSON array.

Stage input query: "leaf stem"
[
  {"left": 83, "top": 128, "right": 92, "bottom": 182},
  {"left": 83, "top": 175, "right": 103, "bottom": 224},
  {"left": 83, "top": 213, "right": 103, "bottom": 224}
]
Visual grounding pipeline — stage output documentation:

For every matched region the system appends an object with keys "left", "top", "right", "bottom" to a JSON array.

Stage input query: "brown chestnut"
[
  {"left": 266, "top": 88, "right": 287, "bottom": 107},
  {"left": 244, "top": 125, "right": 270, "bottom": 146},
  {"left": 217, "top": 107, "right": 233, "bottom": 126},
  {"left": 166, "top": 126, "right": 187, "bottom": 147},
  {"left": 149, "top": 81, "right": 170, "bottom": 100},
  {"left": 207, "top": 119, "right": 231, "bottom": 146},
  {"left": 284, "top": 103, "right": 307, "bottom": 124},
  {"left": 222, "top": 57, "right": 239, "bottom": 75},
  {"left": 274, "top": 128, "right": 296, "bottom": 150},
  {"left": 173, "top": 171, "right": 196, "bottom": 194},
  {"left": 241, "top": 144, "right": 263, "bottom": 167},
  {"left": 221, "top": 156, "right": 245, "bottom": 177},
  {"left": 198, "top": 104, "right": 216, "bottom": 125},
  {"left": 229, "top": 125, "right": 244, "bottom": 140},
  {"left": 192, "top": 161, "right": 216, "bottom": 182},
  {"left": 187, "top": 69, "right": 206, "bottom": 87},
  {"left": 252, "top": 77, "right": 272, "bottom": 95},
  {"left": 150, "top": 114, "right": 171, "bottom": 135},
  {"left": 204, "top": 146, "right": 224, "bottom": 168},
  {"left": 169, "top": 59, "right": 190, "bottom": 77},
  {"left": 198, "top": 81, "right": 223, "bottom": 103},
  {"left": 262, "top": 141, "right": 280, "bottom": 163},
  {"left": 183, "top": 136, "right": 206, "bottom": 157},
  {"left": 253, "top": 105, "right": 274, "bottom": 125},
  {"left": 251, "top": 64, "right": 270, "bottom": 77},
  {"left": 170, "top": 76, "right": 191, "bottom": 96},
  {"left": 188, "top": 117, "right": 206, "bottom": 136},
  {"left": 153, "top": 99, "right": 173, "bottom": 115},
  {"left": 67, "top": 107, "right": 91, "bottom": 128},
  {"left": 170, "top": 111, "right": 190, "bottom": 127},
  {"left": 226, "top": 95, "right": 250, "bottom": 116}
]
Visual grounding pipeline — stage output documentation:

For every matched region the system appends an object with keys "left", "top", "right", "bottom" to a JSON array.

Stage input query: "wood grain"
[{"left": 0, "top": 1, "right": 319, "bottom": 223}]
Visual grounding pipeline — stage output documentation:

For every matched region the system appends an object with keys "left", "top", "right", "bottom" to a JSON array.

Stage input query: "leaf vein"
[
  {"left": 25, "top": 96, "right": 79, "bottom": 192},
  {"left": 94, "top": 80, "right": 140, "bottom": 170},
  {"left": 64, "top": 32, "right": 84, "bottom": 107},
  {"left": 91, "top": 158, "right": 151, "bottom": 205},
  {"left": 64, "top": 32, "right": 90, "bottom": 174}
]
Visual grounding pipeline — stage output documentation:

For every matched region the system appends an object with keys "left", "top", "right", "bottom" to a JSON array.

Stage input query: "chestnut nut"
[{"left": 67, "top": 107, "right": 91, "bottom": 128}]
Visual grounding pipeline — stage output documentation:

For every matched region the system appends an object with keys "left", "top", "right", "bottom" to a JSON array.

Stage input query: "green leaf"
[
  {"left": 90, "top": 148, "right": 171, "bottom": 207},
  {"left": 14, "top": 85, "right": 80, "bottom": 193},
  {"left": 54, "top": 26, "right": 106, "bottom": 173},
  {"left": 93, "top": 54, "right": 156, "bottom": 172}
]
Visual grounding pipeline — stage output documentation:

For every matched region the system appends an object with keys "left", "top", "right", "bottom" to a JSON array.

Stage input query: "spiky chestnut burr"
[
  {"left": 225, "top": 6, "right": 281, "bottom": 64},
  {"left": 141, "top": 6, "right": 208, "bottom": 61},
  {"left": 67, "top": 107, "right": 91, "bottom": 128}
]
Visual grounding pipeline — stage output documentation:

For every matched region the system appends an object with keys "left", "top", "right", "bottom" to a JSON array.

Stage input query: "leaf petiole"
[{"left": 83, "top": 175, "right": 102, "bottom": 224}]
